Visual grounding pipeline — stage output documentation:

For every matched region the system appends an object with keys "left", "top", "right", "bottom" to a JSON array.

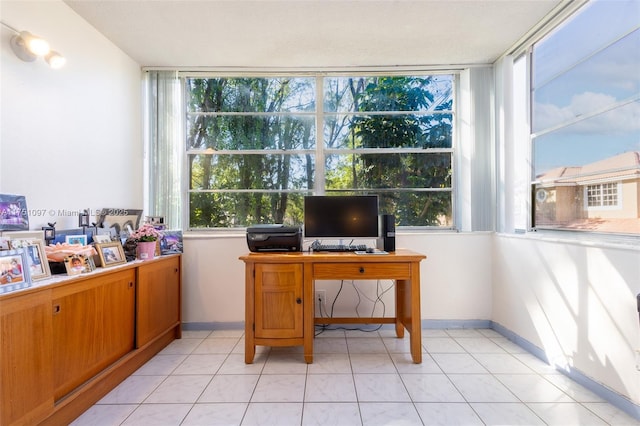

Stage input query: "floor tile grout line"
[
  {"left": 427, "top": 335, "right": 545, "bottom": 424},
  {"left": 74, "top": 329, "right": 634, "bottom": 426}
]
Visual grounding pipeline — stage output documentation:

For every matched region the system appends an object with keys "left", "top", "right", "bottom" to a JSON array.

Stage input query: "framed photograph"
[
  {"left": 64, "top": 254, "right": 91, "bottom": 275},
  {"left": 1, "top": 230, "right": 45, "bottom": 240},
  {"left": 160, "top": 230, "right": 183, "bottom": 255},
  {"left": 96, "top": 209, "right": 143, "bottom": 237},
  {"left": 85, "top": 255, "right": 96, "bottom": 272},
  {"left": 0, "top": 249, "right": 31, "bottom": 293},
  {"left": 65, "top": 234, "right": 88, "bottom": 246},
  {"left": 0, "top": 194, "right": 29, "bottom": 231},
  {"left": 93, "top": 233, "right": 112, "bottom": 244},
  {"left": 9, "top": 238, "right": 51, "bottom": 281},
  {"left": 96, "top": 242, "right": 126, "bottom": 267}
]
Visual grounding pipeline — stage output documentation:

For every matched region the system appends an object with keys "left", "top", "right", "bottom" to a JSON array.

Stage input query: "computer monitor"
[{"left": 303, "top": 195, "right": 379, "bottom": 239}]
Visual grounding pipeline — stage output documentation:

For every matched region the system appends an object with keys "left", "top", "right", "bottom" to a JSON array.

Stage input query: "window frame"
[
  {"left": 182, "top": 72, "right": 458, "bottom": 231},
  {"left": 525, "top": 0, "right": 640, "bottom": 238}
]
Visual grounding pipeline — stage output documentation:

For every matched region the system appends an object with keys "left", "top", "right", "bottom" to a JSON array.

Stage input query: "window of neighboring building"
[
  {"left": 530, "top": 0, "right": 640, "bottom": 235},
  {"left": 586, "top": 182, "right": 620, "bottom": 209},
  {"left": 185, "top": 74, "right": 455, "bottom": 230}
]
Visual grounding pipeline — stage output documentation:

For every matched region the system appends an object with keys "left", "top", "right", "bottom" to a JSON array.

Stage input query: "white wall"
[
  {"left": 493, "top": 234, "right": 640, "bottom": 405},
  {"left": 0, "top": 0, "right": 142, "bottom": 229},
  {"left": 182, "top": 232, "right": 493, "bottom": 324}
]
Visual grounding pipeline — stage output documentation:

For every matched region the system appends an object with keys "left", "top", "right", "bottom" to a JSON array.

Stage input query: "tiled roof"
[{"left": 536, "top": 151, "right": 640, "bottom": 185}]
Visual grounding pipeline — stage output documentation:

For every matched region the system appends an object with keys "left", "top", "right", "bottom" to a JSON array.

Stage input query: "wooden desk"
[{"left": 240, "top": 249, "right": 426, "bottom": 364}]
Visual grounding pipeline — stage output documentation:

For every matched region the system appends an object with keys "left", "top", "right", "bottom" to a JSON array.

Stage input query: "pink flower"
[{"left": 130, "top": 223, "right": 163, "bottom": 242}]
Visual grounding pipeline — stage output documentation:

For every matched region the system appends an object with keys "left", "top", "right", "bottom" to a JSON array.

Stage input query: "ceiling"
[{"left": 63, "top": 0, "right": 564, "bottom": 69}]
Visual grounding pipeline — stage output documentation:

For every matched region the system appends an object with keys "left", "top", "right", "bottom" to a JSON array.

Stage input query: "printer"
[{"left": 246, "top": 224, "right": 302, "bottom": 252}]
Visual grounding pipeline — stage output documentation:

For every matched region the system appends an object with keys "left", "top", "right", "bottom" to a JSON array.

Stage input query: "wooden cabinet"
[
  {"left": 52, "top": 269, "right": 135, "bottom": 400},
  {"left": 254, "top": 263, "right": 303, "bottom": 339},
  {"left": 0, "top": 290, "right": 54, "bottom": 426},
  {"left": 243, "top": 260, "right": 309, "bottom": 364},
  {"left": 241, "top": 250, "right": 425, "bottom": 365},
  {"left": 136, "top": 256, "right": 181, "bottom": 347},
  {"left": 0, "top": 254, "right": 181, "bottom": 426}
]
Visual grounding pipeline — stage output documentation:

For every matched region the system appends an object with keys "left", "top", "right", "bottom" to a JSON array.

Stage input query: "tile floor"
[{"left": 71, "top": 328, "right": 639, "bottom": 425}]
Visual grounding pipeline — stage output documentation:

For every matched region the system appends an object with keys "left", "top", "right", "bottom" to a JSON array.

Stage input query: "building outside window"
[
  {"left": 530, "top": 0, "right": 640, "bottom": 235},
  {"left": 185, "top": 74, "right": 454, "bottom": 230}
]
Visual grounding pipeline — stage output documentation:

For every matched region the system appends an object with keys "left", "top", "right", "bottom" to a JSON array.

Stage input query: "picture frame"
[
  {"left": 0, "top": 249, "right": 31, "bottom": 293},
  {"left": 1, "top": 230, "right": 45, "bottom": 240},
  {"left": 85, "top": 255, "right": 96, "bottom": 272},
  {"left": 93, "top": 233, "right": 112, "bottom": 244},
  {"left": 65, "top": 234, "right": 88, "bottom": 246},
  {"left": 160, "top": 230, "right": 183, "bottom": 255},
  {"left": 9, "top": 238, "right": 51, "bottom": 281},
  {"left": 95, "top": 209, "right": 143, "bottom": 237},
  {"left": 96, "top": 242, "right": 126, "bottom": 267},
  {"left": 0, "top": 194, "right": 29, "bottom": 231},
  {"left": 64, "top": 254, "right": 95, "bottom": 275}
]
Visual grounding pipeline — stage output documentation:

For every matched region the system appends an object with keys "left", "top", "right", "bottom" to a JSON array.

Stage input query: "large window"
[
  {"left": 185, "top": 74, "right": 454, "bottom": 230},
  {"left": 531, "top": 0, "right": 640, "bottom": 235}
]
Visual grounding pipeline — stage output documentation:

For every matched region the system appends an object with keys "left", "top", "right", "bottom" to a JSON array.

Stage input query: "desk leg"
[
  {"left": 409, "top": 261, "right": 422, "bottom": 363},
  {"left": 303, "top": 263, "right": 314, "bottom": 364},
  {"left": 396, "top": 266, "right": 422, "bottom": 363},
  {"left": 245, "top": 263, "right": 256, "bottom": 364},
  {"left": 395, "top": 279, "right": 405, "bottom": 339}
]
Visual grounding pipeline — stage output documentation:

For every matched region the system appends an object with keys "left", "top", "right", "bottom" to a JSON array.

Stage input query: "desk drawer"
[{"left": 313, "top": 263, "right": 411, "bottom": 280}]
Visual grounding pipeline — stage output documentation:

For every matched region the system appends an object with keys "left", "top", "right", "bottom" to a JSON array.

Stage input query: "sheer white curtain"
[{"left": 144, "top": 71, "right": 183, "bottom": 230}]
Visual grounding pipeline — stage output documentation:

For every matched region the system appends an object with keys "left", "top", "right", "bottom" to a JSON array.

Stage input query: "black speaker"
[{"left": 377, "top": 214, "right": 395, "bottom": 252}]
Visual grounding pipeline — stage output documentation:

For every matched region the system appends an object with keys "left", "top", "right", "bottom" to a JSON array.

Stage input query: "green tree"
[
  {"left": 345, "top": 77, "right": 452, "bottom": 226},
  {"left": 187, "top": 78, "right": 314, "bottom": 227}
]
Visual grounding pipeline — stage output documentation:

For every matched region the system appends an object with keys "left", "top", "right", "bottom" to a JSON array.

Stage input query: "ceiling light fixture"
[
  {"left": 1, "top": 21, "right": 65, "bottom": 69},
  {"left": 13, "top": 31, "right": 50, "bottom": 58}
]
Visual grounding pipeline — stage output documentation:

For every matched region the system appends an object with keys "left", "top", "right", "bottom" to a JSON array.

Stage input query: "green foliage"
[{"left": 186, "top": 75, "right": 453, "bottom": 228}]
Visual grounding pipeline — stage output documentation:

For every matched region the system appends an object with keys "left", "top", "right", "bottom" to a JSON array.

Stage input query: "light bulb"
[
  {"left": 46, "top": 51, "right": 66, "bottom": 69},
  {"left": 19, "top": 31, "right": 50, "bottom": 56}
]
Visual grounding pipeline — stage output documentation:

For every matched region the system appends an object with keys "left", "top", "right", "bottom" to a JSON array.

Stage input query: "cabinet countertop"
[{"left": 0, "top": 253, "right": 181, "bottom": 300}]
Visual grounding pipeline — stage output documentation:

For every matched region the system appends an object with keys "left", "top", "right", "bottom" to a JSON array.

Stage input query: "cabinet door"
[
  {"left": 136, "top": 256, "right": 181, "bottom": 348},
  {"left": 255, "top": 263, "right": 303, "bottom": 339},
  {"left": 0, "top": 290, "right": 53, "bottom": 426},
  {"left": 52, "top": 269, "right": 135, "bottom": 400}
]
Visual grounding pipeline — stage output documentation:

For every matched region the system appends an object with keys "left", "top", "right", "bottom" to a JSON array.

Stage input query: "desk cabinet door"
[
  {"left": 255, "top": 263, "right": 303, "bottom": 339},
  {"left": 136, "top": 256, "right": 181, "bottom": 347},
  {"left": 52, "top": 270, "right": 135, "bottom": 400}
]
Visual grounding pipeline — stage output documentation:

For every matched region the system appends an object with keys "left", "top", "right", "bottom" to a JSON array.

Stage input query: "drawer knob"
[
  {"left": 296, "top": 298, "right": 302, "bottom": 304},
  {"left": 359, "top": 267, "right": 365, "bottom": 273}
]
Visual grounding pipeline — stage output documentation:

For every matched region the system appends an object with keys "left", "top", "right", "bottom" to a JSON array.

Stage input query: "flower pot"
[{"left": 136, "top": 241, "right": 156, "bottom": 260}]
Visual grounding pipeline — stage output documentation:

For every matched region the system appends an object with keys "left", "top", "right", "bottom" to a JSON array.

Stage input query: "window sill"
[{"left": 498, "top": 229, "right": 640, "bottom": 251}]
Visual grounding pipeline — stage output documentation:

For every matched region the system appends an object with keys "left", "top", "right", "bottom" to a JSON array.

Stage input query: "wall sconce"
[{"left": 1, "top": 22, "right": 66, "bottom": 69}]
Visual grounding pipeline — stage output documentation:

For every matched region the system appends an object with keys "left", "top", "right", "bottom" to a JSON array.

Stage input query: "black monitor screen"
[{"left": 304, "top": 195, "right": 379, "bottom": 238}]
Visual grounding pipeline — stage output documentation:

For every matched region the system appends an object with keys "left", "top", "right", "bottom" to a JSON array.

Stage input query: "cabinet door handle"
[
  {"left": 359, "top": 267, "right": 365, "bottom": 273},
  {"left": 296, "top": 298, "right": 302, "bottom": 304},
  {"left": 53, "top": 304, "right": 61, "bottom": 315},
  {"left": 129, "top": 281, "right": 134, "bottom": 288}
]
